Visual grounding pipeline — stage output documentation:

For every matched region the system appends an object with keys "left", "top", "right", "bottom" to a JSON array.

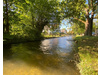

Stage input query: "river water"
[{"left": 3, "top": 35, "right": 80, "bottom": 75}]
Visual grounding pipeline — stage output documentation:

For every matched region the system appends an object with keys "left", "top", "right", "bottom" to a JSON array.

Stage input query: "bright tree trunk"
[{"left": 84, "top": 20, "right": 89, "bottom": 36}]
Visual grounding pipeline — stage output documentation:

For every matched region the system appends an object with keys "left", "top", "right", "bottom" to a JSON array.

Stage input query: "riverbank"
[
  {"left": 43, "top": 34, "right": 67, "bottom": 39},
  {"left": 3, "top": 34, "right": 68, "bottom": 45},
  {"left": 3, "top": 37, "right": 43, "bottom": 45},
  {"left": 3, "top": 34, "right": 44, "bottom": 45},
  {"left": 74, "top": 36, "right": 98, "bottom": 75}
]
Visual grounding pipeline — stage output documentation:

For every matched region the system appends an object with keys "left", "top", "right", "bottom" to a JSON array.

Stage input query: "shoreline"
[{"left": 3, "top": 36, "right": 68, "bottom": 45}]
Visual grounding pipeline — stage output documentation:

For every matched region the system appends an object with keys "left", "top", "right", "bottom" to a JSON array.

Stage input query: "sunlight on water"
[{"left": 3, "top": 36, "right": 80, "bottom": 75}]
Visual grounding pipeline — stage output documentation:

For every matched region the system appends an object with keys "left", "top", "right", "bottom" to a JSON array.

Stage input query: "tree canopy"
[
  {"left": 3, "top": 0, "right": 98, "bottom": 41},
  {"left": 3, "top": 0, "right": 62, "bottom": 40},
  {"left": 61, "top": 0, "right": 98, "bottom": 36}
]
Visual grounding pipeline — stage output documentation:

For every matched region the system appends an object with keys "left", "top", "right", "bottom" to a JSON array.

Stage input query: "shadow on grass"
[{"left": 74, "top": 36, "right": 98, "bottom": 75}]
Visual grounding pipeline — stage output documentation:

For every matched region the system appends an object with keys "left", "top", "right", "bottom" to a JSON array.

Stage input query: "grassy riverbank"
[
  {"left": 3, "top": 34, "right": 44, "bottom": 45},
  {"left": 3, "top": 33, "right": 67, "bottom": 44},
  {"left": 43, "top": 34, "right": 67, "bottom": 39},
  {"left": 75, "top": 36, "right": 98, "bottom": 75}
]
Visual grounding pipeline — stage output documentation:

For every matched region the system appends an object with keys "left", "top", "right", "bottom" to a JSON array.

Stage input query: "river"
[{"left": 3, "top": 35, "right": 80, "bottom": 75}]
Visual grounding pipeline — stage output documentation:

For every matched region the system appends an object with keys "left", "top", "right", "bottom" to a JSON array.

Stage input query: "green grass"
[
  {"left": 43, "top": 34, "right": 66, "bottom": 38},
  {"left": 75, "top": 36, "right": 98, "bottom": 75}
]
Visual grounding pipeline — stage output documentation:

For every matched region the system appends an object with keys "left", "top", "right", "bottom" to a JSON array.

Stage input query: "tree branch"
[{"left": 74, "top": 17, "right": 86, "bottom": 24}]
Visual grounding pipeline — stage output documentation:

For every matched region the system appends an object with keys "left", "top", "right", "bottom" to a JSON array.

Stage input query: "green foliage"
[
  {"left": 3, "top": 0, "right": 61, "bottom": 41},
  {"left": 3, "top": 0, "right": 98, "bottom": 40},
  {"left": 60, "top": 0, "right": 98, "bottom": 36},
  {"left": 93, "top": 20, "right": 98, "bottom": 32},
  {"left": 3, "top": 33, "right": 14, "bottom": 40},
  {"left": 71, "top": 23, "right": 85, "bottom": 35},
  {"left": 75, "top": 36, "right": 98, "bottom": 75}
]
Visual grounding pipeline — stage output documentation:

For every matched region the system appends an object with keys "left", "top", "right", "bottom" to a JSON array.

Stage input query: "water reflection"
[
  {"left": 40, "top": 36, "right": 74, "bottom": 57},
  {"left": 3, "top": 36, "right": 80, "bottom": 75}
]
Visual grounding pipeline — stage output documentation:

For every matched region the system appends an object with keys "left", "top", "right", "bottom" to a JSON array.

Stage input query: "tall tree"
[
  {"left": 3, "top": 0, "right": 17, "bottom": 33},
  {"left": 4, "top": 0, "right": 9, "bottom": 33},
  {"left": 61, "top": 0, "right": 98, "bottom": 36}
]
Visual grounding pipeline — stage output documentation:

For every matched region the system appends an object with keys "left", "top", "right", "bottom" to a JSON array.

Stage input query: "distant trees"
[{"left": 60, "top": 28, "right": 67, "bottom": 34}]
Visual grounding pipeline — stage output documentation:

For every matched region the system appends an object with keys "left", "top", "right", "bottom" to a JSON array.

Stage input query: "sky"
[
  {"left": 60, "top": 18, "right": 98, "bottom": 32},
  {"left": 60, "top": 19, "right": 71, "bottom": 32}
]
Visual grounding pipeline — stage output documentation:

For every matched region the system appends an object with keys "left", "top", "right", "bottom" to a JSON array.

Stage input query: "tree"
[
  {"left": 3, "top": 0, "right": 9, "bottom": 33},
  {"left": 61, "top": 0, "right": 98, "bottom": 36},
  {"left": 3, "top": 0, "right": 61, "bottom": 40},
  {"left": 15, "top": 0, "right": 61, "bottom": 37},
  {"left": 3, "top": 0, "right": 20, "bottom": 33}
]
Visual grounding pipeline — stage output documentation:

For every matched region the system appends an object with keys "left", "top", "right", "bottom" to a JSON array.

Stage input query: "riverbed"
[{"left": 3, "top": 35, "right": 80, "bottom": 75}]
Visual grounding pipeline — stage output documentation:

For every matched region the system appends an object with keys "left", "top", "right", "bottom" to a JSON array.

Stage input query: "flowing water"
[{"left": 3, "top": 35, "right": 80, "bottom": 75}]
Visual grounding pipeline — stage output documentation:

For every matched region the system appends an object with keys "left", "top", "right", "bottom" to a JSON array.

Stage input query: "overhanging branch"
[{"left": 74, "top": 17, "right": 86, "bottom": 24}]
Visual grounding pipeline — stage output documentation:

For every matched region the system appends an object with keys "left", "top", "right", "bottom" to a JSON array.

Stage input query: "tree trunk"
[
  {"left": 3, "top": 18, "right": 6, "bottom": 33},
  {"left": 5, "top": 0, "right": 9, "bottom": 33},
  {"left": 88, "top": 18, "right": 93, "bottom": 36},
  {"left": 35, "top": 20, "right": 48, "bottom": 39},
  {"left": 84, "top": 19, "right": 89, "bottom": 36},
  {"left": 88, "top": 0, "right": 94, "bottom": 36},
  {"left": 84, "top": 18, "right": 93, "bottom": 36},
  {"left": 84, "top": 8, "right": 90, "bottom": 36},
  {"left": 84, "top": 0, "right": 94, "bottom": 36}
]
